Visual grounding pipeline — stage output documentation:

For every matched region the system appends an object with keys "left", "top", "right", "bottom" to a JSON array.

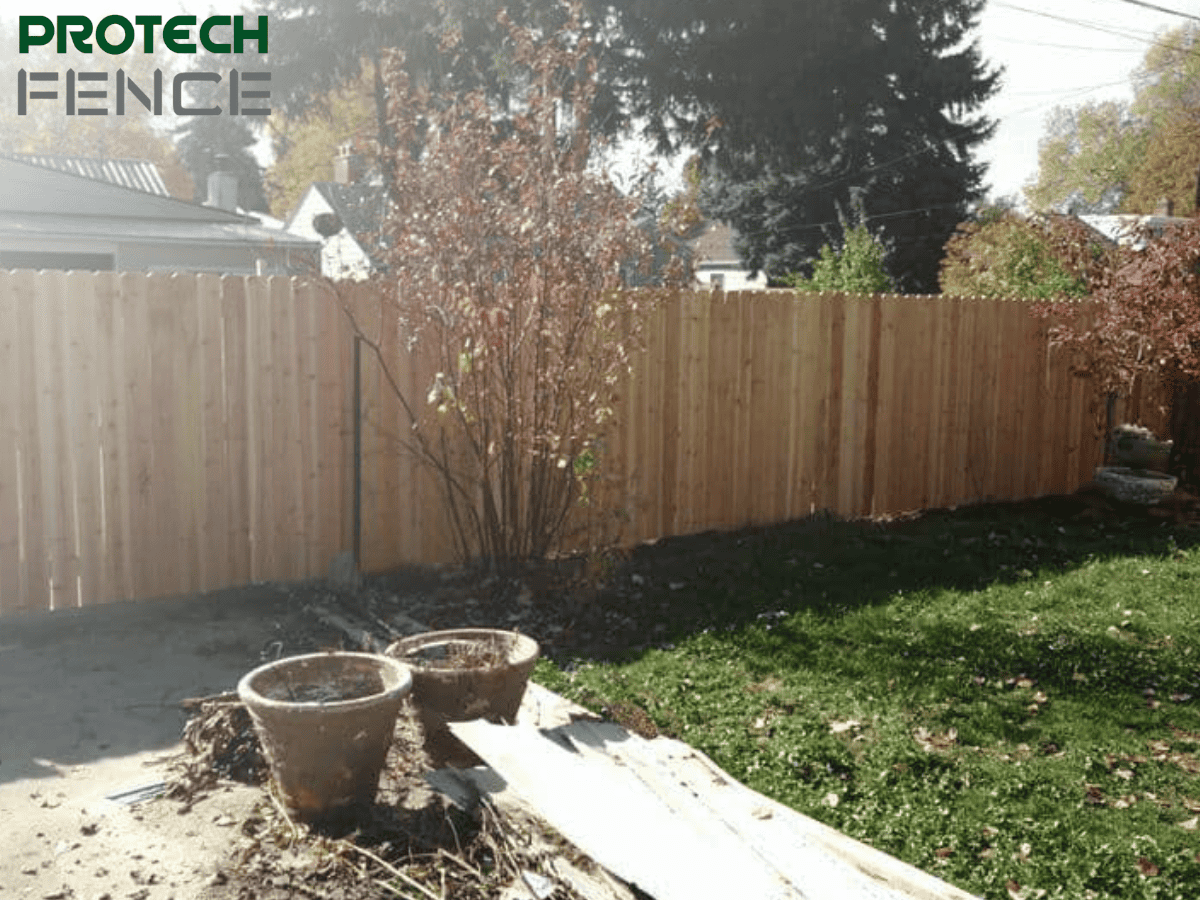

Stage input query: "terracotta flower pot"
[
  {"left": 237, "top": 652, "right": 412, "bottom": 821},
  {"left": 386, "top": 628, "right": 539, "bottom": 768}
]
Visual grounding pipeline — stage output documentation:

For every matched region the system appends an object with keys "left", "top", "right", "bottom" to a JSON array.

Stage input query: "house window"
[
  {"left": 710, "top": 273, "right": 725, "bottom": 289},
  {"left": 0, "top": 251, "right": 115, "bottom": 272}
]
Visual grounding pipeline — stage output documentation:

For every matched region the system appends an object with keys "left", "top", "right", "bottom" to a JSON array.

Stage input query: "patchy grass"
[{"left": 534, "top": 501, "right": 1200, "bottom": 900}]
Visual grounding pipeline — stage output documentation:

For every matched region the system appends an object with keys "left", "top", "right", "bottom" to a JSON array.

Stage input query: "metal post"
[{"left": 353, "top": 335, "right": 363, "bottom": 573}]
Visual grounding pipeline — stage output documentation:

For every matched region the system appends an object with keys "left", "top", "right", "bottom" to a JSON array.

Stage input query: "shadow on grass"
[{"left": 597, "top": 494, "right": 1199, "bottom": 641}]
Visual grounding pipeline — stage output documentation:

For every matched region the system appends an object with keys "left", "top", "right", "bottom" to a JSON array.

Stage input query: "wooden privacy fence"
[
  {"left": 584, "top": 290, "right": 1167, "bottom": 547},
  {"left": 0, "top": 274, "right": 1168, "bottom": 615},
  {"left": 0, "top": 271, "right": 357, "bottom": 614}
]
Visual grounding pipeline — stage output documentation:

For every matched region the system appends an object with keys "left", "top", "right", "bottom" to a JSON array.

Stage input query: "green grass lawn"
[{"left": 533, "top": 501, "right": 1200, "bottom": 900}]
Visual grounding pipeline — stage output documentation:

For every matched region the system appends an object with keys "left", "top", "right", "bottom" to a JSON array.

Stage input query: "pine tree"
[{"left": 612, "top": 0, "right": 999, "bottom": 293}]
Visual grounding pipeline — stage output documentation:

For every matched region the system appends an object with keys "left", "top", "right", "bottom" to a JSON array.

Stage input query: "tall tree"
[
  {"left": 251, "top": 0, "right": 999, "bottom": 291},
  {"left": 601, "top": 0, "right": 999, "bottom": 292},
  {"left": 175, "top": 112, "right": 270, "bottom": 212},
  {"left": 263, "top": 71, "right": 377, "bottom": 217},
  {"left": 1024, "top": 101, "right": 1144, "bottom": 214},
  {"left": 1026, "top": 23, "right": 1200, "bottom": 217},
  {"left": 250, "top": 0, "right": 621, "bottom": 176},
  {"left": 1124, "top": 23, "right": 1200, "bottom": 216}
]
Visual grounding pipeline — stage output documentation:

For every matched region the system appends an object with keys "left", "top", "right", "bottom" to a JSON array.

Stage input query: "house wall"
[
  {"left": 0, "top": 235, "right": 314, "bottom": 276},
  {"left": 696, "top": 264, "right": 769, "bottom": 291},
  {"left": 119, "top": 241, "right": 314, "bottom": 276},
  {"left": 288, "top": 188, "right": 373, "bottom": 281}
]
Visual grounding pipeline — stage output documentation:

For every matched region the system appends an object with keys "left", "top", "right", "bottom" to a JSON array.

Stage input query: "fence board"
[
  {"left": 660, "top": 292, "right": 682, "bottom": 535},
  {"left": 171, "top": 273, "right": 204, "bottom": 595},
  {"left": 37, "top": 272, "right": 76, "bottom": 608},
  {"left": 793, "top": 295, "right": 823, "bottom": 516},
  {"left": 1, "top": 276, "right": 1169, "bottom": 615},
  {"left": 196, "top": 274, "right": 226, "bottom": 594},
  {"left": 220, "top": 277, "right": 252, "bottom": 586},
  {"left": 64, "top": 272, "right": 103, "bottom": 606},
  {"left": 0, "top": 274, "right": 23, "bottom": 611},
  {"left": 13, "top": 271, "right": 45, "bottom": 611}
]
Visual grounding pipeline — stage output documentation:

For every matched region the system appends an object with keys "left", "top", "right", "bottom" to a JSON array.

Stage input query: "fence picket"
[{"left": 0, "top": 274, "right": 1163, "bottom": 614}]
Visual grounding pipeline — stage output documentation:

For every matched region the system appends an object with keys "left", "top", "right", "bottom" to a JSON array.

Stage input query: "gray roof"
[
  {"left": 0, "top": 156, "right": 316, "bottom": 251},
  {"left": 0, "top": 211, "right": 317, "bottom": 249},
  {"left": 688, "top": 221, "right": 742, "bottom": 267},
  {"left": 1, "top": 152, "right": 170, "bottom": 196}
]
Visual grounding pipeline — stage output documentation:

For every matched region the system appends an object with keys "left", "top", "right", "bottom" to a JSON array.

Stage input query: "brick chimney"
[
  {"left": 334, "top": 141, "right": 363, "bottom": 185},
  {"left": 1154, "top": 197, "right": 1174, "bottom": 217}
]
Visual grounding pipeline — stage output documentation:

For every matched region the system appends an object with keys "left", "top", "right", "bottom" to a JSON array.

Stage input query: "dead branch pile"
[{"left": 165, "top": 693, "right": 267, "bottom": 806}]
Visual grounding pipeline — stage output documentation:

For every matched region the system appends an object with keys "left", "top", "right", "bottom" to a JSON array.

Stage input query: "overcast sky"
[{"left": 4, "top": 0, "right": 1197, "bottom": 206}]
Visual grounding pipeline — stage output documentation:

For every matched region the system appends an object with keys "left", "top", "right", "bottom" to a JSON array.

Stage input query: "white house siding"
[{"left": 287, "top": 186, "right": 374, "bottom": 281}]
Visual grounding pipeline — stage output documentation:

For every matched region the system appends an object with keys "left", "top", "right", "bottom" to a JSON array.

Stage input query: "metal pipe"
[{"left": 352, "top": 335, "right": 362, "bottom": 573}]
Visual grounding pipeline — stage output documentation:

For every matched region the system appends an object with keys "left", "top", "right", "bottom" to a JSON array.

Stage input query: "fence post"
[{"left": 353, "top": 334, "right": 363, "bottom": 574}]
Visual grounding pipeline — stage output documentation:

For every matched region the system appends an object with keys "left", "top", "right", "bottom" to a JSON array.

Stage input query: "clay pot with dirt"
[
  {"left": 237, "top": 651, "right": 412, "bottom": 821},
  {"left": 386, "top": 628, "right": 539, "bottom": 768}
]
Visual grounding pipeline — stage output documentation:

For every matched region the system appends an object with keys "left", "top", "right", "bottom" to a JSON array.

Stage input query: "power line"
[
  {"left": 988, "top": 37, "right": 1148, "bottom": 53},
  {"left": 991, "top": 2, "right": 1167, "bottom": 42},
  {"left": 1103, "top": 0, "right": 1200, "bottom": 23}
]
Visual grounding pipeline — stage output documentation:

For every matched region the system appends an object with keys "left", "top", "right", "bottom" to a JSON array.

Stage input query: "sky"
[
  {"left": 3, "top": 0, "right": 1198, "bottom": 207},
  {"left": 973, "top": 0, "right": 1200, "bottom": 202}
]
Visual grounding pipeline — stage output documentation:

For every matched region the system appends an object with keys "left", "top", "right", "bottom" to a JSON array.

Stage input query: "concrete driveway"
[{"left": 0, "top": 583, "right": 336, "bottom": 899}]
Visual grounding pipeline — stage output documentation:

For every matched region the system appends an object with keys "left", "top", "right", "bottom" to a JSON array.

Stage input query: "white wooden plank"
[
  {"left": 617, "top": 732, "right": 981, "bottom": 900},
  {"left": 450, "top": 719, "right": 982, "bottom": 900},
  {"left": 451, "top": 720, "right": 798, "bottom": 900},
  {"left": 425, "top": 766, "right": 638, "bottom": 900}
]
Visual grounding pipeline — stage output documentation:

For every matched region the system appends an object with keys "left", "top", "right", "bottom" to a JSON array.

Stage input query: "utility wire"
[
  {"left": 992, "top": 2, "right": 1166, "bottom": 42},
  {"left": 1103, "top": 0, "right": 1200, "bottom": 23}
]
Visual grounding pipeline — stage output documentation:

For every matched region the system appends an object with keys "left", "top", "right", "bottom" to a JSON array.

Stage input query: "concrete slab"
[{"left": 0, "top": 583, "right": 339, "bottom": 898}]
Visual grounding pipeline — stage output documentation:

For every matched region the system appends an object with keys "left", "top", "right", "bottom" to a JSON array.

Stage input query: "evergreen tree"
[{"left": 602, "top": 0, "right": 999, "bottom": 293}]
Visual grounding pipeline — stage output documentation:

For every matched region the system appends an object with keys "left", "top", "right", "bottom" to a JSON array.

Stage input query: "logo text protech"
[{"left": 16, "top": 14, "right": 271, "bottom": 117}]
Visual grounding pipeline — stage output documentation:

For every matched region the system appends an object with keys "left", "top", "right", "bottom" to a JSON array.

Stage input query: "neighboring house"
[
  {"left": 1078, "top": 200, "right": 1196, "bottom": 250},
  {"left": 687, "top": 221, "right": 768, "bottom": 291},
  {"left": 285, "top": 143, "right": 389, "bottom": 281},
  {"left": 0, "top": 153, "right": 318, "bottom": 275}
]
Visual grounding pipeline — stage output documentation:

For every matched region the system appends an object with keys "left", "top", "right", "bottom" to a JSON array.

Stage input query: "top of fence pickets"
[{"left": 0, "top": 269, "right": 1097, "bottom": 305}]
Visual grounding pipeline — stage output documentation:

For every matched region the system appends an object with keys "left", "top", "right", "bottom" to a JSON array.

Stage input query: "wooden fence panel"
[{"left": 0, "top": 276, "right": 1176, "bottom": 615}]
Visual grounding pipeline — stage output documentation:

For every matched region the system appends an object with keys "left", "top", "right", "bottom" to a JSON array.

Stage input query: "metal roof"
[
  {"left": 2, "top": 156, "right": 249, "bottom": 222},
  {"left": 1, "top": 152, "right": 170, "bottom": 196},
  {"left": 0, "top": 211, "right": 319, "bottom": 249}
]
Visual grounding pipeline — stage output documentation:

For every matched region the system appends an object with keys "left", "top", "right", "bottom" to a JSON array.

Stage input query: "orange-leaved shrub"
[{"left": 343, "top": 6, "right": 687, "bottom": 570}]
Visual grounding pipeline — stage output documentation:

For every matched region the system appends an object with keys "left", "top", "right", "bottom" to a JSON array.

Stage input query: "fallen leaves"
[
  {"left": 1005, "top": 878, "right": 1047, "bottom": 900},
  {"left": 913, "top": 726, "right": 958, "bottom": 753}
]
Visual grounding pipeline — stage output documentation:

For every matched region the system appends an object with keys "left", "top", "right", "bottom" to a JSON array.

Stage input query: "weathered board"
[{"left": 444, "top": 711, "right": 981, "bottom": 900}]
